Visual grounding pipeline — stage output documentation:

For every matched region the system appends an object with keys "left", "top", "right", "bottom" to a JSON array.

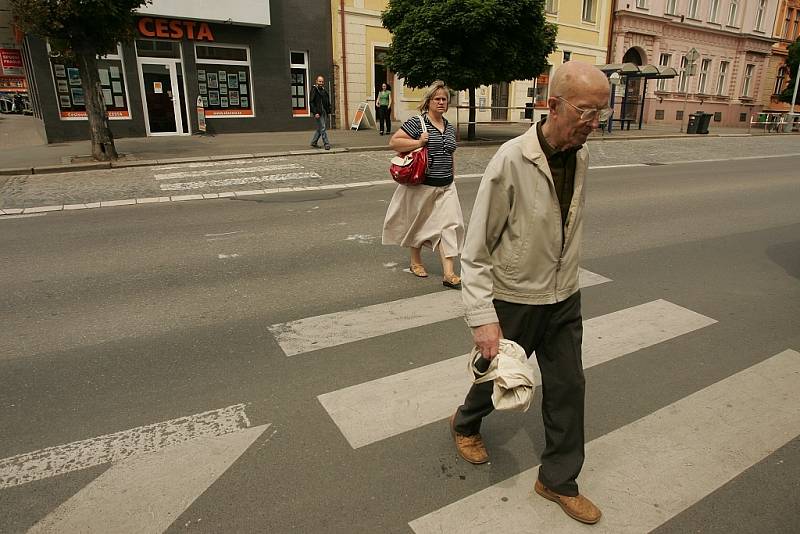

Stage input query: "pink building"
[{"left": 610, "top": 0, "right": 780, "bottom": 128}]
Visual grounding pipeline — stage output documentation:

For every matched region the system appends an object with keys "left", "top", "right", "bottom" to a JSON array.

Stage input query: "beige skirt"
[{"left": 382, "top": 182, "right": 465, "bottom": 257}]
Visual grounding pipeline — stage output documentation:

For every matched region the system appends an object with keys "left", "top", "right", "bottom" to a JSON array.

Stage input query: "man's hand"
[{"left": 472, "top": 322, "right": 503, "bottom": 360}]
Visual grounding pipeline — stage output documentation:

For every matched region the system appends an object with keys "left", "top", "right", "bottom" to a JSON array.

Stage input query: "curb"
[{"left": 1, "top": 131, "right": 790, "bottom": 176}]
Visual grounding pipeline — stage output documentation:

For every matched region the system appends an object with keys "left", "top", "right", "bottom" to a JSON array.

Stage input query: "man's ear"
[{"left": 547, "top": 97, "right": 559, "bottom": 115}]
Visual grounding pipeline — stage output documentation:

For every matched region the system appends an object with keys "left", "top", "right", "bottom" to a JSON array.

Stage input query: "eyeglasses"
[{"left": 556, "top": 97, "right": 613, "bottom": 122}]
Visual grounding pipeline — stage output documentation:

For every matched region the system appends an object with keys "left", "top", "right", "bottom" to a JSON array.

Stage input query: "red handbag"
[{"left": 389, "top": 115, "right": 428, "bottom": 185}]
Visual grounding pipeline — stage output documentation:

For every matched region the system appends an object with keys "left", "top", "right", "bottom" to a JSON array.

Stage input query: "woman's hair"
[{"left": 418, "top": 80, "right": 449, "bottom": 112}]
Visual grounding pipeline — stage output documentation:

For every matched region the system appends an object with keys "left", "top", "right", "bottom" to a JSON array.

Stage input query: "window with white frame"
[
  {"left": 688, "top": 0, "right": 699, "bottom": 18},
  {"left": 49, "top": 43, "right": 131, "bottom": 120},
  {"left": 755, "top": 0, "right": 766, "bottom": 31},
  {"left": 289, "top": 51, "right": 309, "bottom": 116},
  {"left": 709, "top": 0, "right": 720, "bottom": 22},
  {"left": 665, "top": 0, "right": 677, "bottom": 15},
  {"left": 195, "top": 44, "right": 253, "bottom": 117},
  {"left": 678, "top": 56, "right": 689, "bottom": 93},
  {"left": 716, "top": 61, "right": 729, "bottom": 95},
  {"left": 635, "top": 0, "right": 648, "bottom": 8},
  {"left": 698, "top": 58, "right": 711, "bottom": 93},
  {"left": 582, "top": 0, "right": 596, "bottom": 22},
  {"left": 562, "top": 50, "right": 571, "bottom": 62},
  {"left": 657, "top": 53, "right": 671, "bottom": 91},
  {"left": 545, "top": 0, "right": 558, "bottom": 14},
  {"left": 727, "top": 0, "right": 738, "bottom": 26},
  {"left": 741, "top": 64, "right": 754, "bottom": 97}
]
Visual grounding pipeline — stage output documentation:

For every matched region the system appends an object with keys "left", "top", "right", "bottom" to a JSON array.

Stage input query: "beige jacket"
[{"left": 461, "top": 125, "right": 589, "bottom": 327}]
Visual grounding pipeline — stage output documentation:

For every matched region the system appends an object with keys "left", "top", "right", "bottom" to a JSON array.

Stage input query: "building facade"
[
  {"left": 21, "top": 0, "right": 333, "bottom": 142},
  {"left": 761, "top": 0, "right": 800, "bottom": 113},
  {"left": 0, "top": 0, "right": 28, "bottom": 108},
  {"left": 330, "top": 0, "right": 613, "bottom": 131},
  {"left": 610, "top": 0, "right": 780, "bottom": 128}
]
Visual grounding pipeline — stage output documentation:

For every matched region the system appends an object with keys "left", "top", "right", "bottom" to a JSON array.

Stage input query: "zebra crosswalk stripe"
[
  {"left": 409, "top": 349, "right": 800, "bottom": 533},
  {"left": 318, "top": 299, "right": 717, "bottom": 449},
  {"left": 270, "top": 269, "right": 612, "bottom": 357}
]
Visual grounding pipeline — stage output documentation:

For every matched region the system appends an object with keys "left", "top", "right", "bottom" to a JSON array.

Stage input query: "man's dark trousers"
[{"left": 454, "top": 291, "right": 585, "bottom": 496}]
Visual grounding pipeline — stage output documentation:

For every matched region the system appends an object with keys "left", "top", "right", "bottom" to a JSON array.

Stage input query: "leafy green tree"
[
  {"left": 382, "top": 0, "right": 557, "bottom": 140},
  {"left": 11, "top": 0, "right": 150, "bottom": 160},
  {"left": 779, "top": 38, "right": 800, "bottom": 107}
]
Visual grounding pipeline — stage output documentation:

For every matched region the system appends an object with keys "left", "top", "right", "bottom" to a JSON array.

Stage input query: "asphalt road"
[{"left": 1, "top": 147, "right": 798, "bottom": 533}]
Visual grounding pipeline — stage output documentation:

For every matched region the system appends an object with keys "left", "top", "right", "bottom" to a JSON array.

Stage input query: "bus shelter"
[{"left": 597, "top": 62, "right": 677, "bottom": 131}]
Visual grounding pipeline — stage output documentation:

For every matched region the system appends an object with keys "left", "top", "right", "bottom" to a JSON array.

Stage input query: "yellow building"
[
  {"left": 761, "top": 0, "right": 800, "bottom": 113},
  {"left": 330, "top": 0, "right": 613, "bottom": 130}
]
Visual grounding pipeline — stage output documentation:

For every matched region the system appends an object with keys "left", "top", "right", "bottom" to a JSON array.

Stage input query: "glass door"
[{"left": 139, "top": 60, "right": 189, "bottom": 135}]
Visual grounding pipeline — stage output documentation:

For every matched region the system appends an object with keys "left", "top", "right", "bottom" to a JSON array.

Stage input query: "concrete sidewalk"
[{"left": 0, "top": 115, "right": 784, "bottom": 176}]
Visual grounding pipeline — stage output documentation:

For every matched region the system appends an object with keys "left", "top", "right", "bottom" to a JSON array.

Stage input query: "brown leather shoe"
[
  {"left": 449, "top": 414, "right": 489, "bottom": 464},
  {"left": 534, "top": 479, "right": 602, "bottom": 524}
]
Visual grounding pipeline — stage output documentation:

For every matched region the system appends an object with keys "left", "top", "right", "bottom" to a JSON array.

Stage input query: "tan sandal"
[
  {"left": 443, "top": 274, "right": 461, "bottom": 289},
  {"left": 410, "top": 263, "right": 428, "bottom": 278}
]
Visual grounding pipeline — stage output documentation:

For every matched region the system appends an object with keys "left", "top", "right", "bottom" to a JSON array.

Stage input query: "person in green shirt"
[{"left": 375, "top": 82, "right": 393, "bottom": 135}]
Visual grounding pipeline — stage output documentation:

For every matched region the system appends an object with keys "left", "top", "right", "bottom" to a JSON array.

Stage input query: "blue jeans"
[{"left": 310, "top": 114, "right": 330, "bottom": 146}]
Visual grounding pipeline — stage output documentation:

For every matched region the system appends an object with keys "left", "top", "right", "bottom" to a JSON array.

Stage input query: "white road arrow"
[
  {"left": 0, "top": 404, "right": 270, "bottom": 533},
  {"left": 28, "top": 424, "right": 270, "bottom": 533}
]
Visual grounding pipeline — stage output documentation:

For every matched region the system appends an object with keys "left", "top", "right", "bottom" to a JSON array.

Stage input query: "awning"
[{"left": 596, "top": 62, "right": 678, "bottom": 79}]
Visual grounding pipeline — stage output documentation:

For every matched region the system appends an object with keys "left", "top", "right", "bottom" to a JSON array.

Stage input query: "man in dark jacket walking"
[{"left": 310, "top": 75, "right": 332, "bottom": 150}]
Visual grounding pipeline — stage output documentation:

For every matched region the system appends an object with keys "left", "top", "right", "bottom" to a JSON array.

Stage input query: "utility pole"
[
  {"left": 791, "top": 62, "right": 799, "bottom": 115},
  {"left": 680, "top": 48, "right": 700, "bottom": 133}
]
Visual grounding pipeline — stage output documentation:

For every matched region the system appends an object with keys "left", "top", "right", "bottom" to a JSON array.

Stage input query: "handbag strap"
[{"left": 418, "top": 114, "right": 427, "bottom": 135}]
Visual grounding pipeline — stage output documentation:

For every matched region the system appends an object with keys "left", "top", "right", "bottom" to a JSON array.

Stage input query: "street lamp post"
[
  {"left": 791, "top": 62, "right": 799, "bottom": 115},
  {"left": 680, "top": 48, "right": 700, "bottom": 133},
  {"left": 608, "top": 72, "right": 621, "bottom": 133}
]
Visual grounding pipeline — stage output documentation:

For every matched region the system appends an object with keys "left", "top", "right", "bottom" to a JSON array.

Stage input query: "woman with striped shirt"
[{"left": 382, "top": 80, "right": 464, "bottom": 289}]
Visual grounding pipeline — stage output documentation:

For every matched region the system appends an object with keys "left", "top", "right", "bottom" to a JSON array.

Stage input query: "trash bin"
[
  {"left": 524, "top": 102, "right": 533, "bottom": 120},
  {"left": 686, "top": 113, "right": 700, "bottom": 134},
  {"left": 695, "top": 111, "right": 712, "bottom": 134},
  {"left": 790, "top": 113, "right": 800, "bottom": 132},
  {"left": 782, "top": 113, "right": 799, "bottom": 133}
]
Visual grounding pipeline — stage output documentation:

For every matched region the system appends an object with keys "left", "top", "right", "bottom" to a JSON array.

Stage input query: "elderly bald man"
[{"left": 451, "top": 61, "right": 611, "bottom": 525}]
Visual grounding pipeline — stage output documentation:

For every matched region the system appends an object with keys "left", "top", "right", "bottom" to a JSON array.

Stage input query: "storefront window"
[
  {"left": 136, "top": 40, "right": 181, "bottom": 59},
  {"left": 290, "top": 51, "right": 309, "bottom": 116},
  {"left": 195, "top": 44, "right": 253, "bottom": 117},
  {"left": 49, "top": 44, "right": 131, "bottom": 120}
]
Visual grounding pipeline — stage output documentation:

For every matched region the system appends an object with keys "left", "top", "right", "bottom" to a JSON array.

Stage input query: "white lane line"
[
  {"left": 0, "top": 213, "right": 47, "bottom": 219},
  {"left": 589, "top": 164, "right": 649, "bottom": 170},
  {"left": 154, "top": 163, "right": 304, "bottom": 180},
  {"left": 0, "top": 404, "right": 250, "bottom": 489},
  {"left": 159, "top": 172, "right": 321, "bottom": 191},
  {"left": 318, "top": 299, "right": 715, "bottom": 449},
  {"left": 155, "top": 157, "right": 287, "bottom": 171},
  {"left": 29, "top": 424, "right": 271, "bottom": 534},
  {"left": 409, "top": 349, "right": 800, "bottom": 534},
  {"left": 664, "top": 152, "right": 800, "bottom": 165},
  {"left": 205, "top": 231, "right": 243, "bottom": 237},
  {"left": 270, "top": 269, "right": 612, "bottom": 357}
]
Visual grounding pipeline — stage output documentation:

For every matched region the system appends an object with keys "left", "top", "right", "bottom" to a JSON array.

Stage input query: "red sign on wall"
[
  {"left": 0, "top": 48, "right": 24, "bottom": 75},
  {"left": 137, "top": 18, "right": 214, "bottom": 41}
]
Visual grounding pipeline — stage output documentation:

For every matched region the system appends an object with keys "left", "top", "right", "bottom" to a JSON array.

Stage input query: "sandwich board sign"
[
  {"left": 196, "top": 96, "right": 206, "bottom": 133},
  {"left": 350, "top": 101, "right": 376, "bottom": 130}
]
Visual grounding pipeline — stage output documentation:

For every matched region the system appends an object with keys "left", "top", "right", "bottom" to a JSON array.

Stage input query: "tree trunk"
[
  {"left": 76, "top": 44, "right": 118, "bottom": 161},
  {"left": 468, "top": 87, "right": 476, "bottom": 141}
]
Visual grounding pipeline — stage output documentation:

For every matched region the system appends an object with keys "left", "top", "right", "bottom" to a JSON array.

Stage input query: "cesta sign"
[{"left": 137, "top": 18, "right": 214, "bottom": 41}]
